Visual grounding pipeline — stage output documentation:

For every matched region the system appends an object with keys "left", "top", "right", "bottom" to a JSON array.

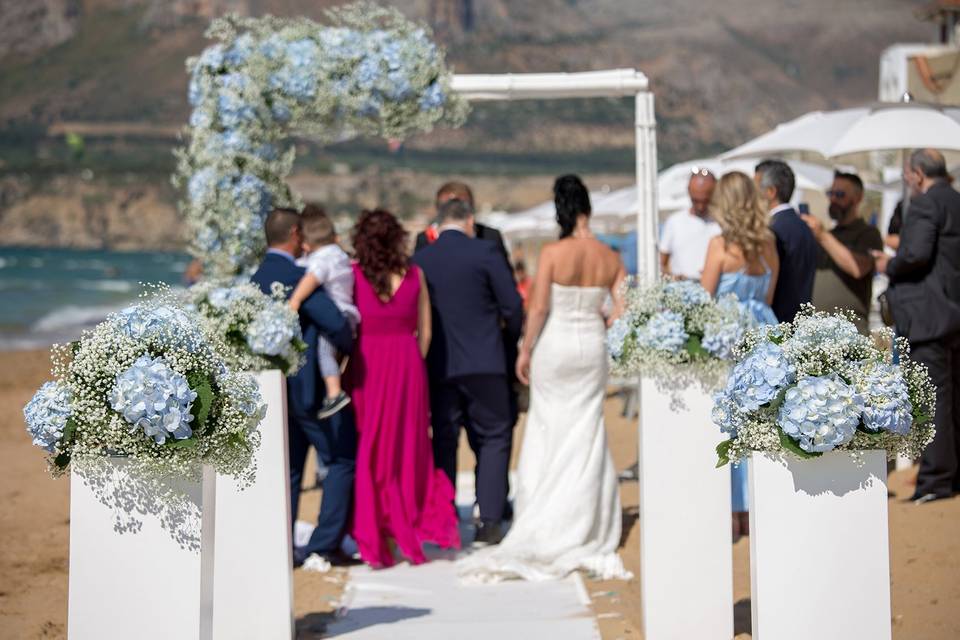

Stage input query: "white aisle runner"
[{"left": 323, "top": 473, "right": 601, "bottom": 639}]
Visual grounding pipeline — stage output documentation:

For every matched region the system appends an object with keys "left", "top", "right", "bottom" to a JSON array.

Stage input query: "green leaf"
[
  {"left": 53, "top": 418, "right": 80, "bottom": 471},
  {"left": 715, "top": 439, "right": 732, "bottom": 468},
  {"left": 54, "top": 451, "right": 71, "bottom": 470},
  {"left": 167, "top": 437, "right": 198, "bottom": 449},
  {"left": 685, "top": 334, "right": 710, "bottom": 359},
  {"left": 856, "top": 425, "right": 887, "bottom": 444},
  {"left": 777, "top": 427, "right": 821, "bottom": 459},
  {"left": 69, "top": 341, "right": 81, "bottom": 355},
  {"left": 292, "top": 337, "right": 307, "bottom": 353},
  {"left": 187, "top": 370, "right": 215, "bottom": 435},
  {"left": 263, "top": 354, "right": 291, "bottom": 375},
  {"left": 225, "top": 328, "right": 247, "bottom": 347},
  {"left": 766, "top": 387, "right": 789, "bottom": 413},
  {"left": 62, "top": 417, "right": 78, "bottom": 444},
  {"left": 228, "top": 432, "right": 251, "bottom": 453}
]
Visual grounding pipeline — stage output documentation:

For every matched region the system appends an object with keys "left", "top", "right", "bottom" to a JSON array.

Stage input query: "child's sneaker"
[{"left": 317, "top": 391, "right": 351, "bottom": 419}]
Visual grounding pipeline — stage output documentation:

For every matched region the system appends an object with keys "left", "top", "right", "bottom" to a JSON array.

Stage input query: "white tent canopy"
[
  {"left": 493, "top": 155, "right": 844, "bottom": 240},
  {"left": 451, "top": 69, "right": 659, "bottom": 280}
]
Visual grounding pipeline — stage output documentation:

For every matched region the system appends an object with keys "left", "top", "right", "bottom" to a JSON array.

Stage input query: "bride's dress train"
[{"left": 459, "top": 284, "right": 631, "bottom": 582}]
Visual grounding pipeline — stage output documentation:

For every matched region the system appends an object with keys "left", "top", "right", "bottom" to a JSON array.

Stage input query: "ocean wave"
[
  {"left": 0, "top": 279, "right": 46, "bottom": 291},
  {"left": 62, "top": 259, "right": 115, "bottom": 271},
  {"left": 33, "top": 303, "right": 126, "bottom": 333},
  {"left": 76, "top": 280, "right": 136, "bottom": 293},
  {"left": 0, "top": 334, "right": 64, "bottom": 351}
]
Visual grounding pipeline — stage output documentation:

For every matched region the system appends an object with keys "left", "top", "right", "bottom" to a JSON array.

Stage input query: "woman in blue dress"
[{"left": 700, "top": 170, "right": 780, "bottom": 539}]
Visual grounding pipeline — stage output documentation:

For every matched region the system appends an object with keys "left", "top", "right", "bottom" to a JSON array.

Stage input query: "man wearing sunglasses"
[{"left": 803, "top": 171, "right": 883, "bottom": 334}]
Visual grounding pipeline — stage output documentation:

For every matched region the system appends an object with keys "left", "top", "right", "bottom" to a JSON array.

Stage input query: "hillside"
[
  {"left": 0, "top": 0, "right": 935, "bottom": 167},
  {"left": 0, "top": 0, "right": 941, "bottom": 251}
]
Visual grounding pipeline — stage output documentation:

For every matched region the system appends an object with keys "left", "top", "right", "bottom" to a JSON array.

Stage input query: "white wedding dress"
[{"left": 459, "top": 284, "right": 631, "bottom": 582}]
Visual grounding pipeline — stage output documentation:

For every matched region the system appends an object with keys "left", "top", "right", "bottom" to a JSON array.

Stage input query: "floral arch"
[
  {"left": 175, "top": 2, "right": 469, "bottom": 277},
  {"left": 176, "top": 2, "right": 658, "bottom": 282}
]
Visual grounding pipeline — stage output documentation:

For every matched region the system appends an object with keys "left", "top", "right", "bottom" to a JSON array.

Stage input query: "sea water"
[{"left": 0, "top": 247, "right": 190, "bottom": 350}]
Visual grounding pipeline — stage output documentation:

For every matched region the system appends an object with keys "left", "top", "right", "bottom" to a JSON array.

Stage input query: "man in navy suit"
[
  {"left": 755, "top": 159, "right": 818, "bottom": 321},
  {"left": 251, "top": 208, "right": 355, "bottom": 566},
  {"left": 412, "top": 199, "right": 524, "bottom": 545}
]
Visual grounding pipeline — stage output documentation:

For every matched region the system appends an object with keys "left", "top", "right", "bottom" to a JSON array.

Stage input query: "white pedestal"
[
  {"left": 638, "top": 377, "right": 733, "bottom": 640},
  {"left": 749, "top": 450, "right": 891, "bottom": 640},
  {"left": 213, "top": 369, "right": 294, "bottom": 640},
  {"left": 68, "top": 459, "right": 216, "bottom": 640}
]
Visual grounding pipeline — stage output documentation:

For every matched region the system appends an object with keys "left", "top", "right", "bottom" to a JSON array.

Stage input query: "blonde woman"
[{"left": 700, "top": 170, "right": 780, "bottom": 538}]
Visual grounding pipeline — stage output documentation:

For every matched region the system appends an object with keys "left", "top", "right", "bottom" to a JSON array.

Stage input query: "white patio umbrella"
[{"left": 722, "top": 102, "right": 960, "bottom": 162}]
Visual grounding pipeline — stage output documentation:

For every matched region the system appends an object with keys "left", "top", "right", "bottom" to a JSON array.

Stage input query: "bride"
[{"left": 459, "top": 175, "right": 631, "bottom": 582}]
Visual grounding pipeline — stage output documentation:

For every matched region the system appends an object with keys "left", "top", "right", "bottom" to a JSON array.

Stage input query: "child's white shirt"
[{"left": 297, "top": 244, "right": 360, "bottom": 327}]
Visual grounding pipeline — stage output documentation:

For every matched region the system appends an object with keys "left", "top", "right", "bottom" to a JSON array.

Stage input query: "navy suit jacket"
[
  {"left": 412, "top": 230, "right": 523, "bottom": 381},
  {"left": 250, "top": 251, "right": 353, "bottom": 414},
  {"left": 770, "top": 206, "right": 818, "bottom": 322}
]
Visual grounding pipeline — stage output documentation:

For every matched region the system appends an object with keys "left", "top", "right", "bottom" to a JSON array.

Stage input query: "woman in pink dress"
[{"left": 347, "top": 209, "right": 460, "bottom": 567}]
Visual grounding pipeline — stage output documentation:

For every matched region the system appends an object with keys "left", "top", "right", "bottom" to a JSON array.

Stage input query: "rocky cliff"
[
  {"left": 0, "top": 0, "right": 935, "bottom": 161},
  {"left": 0, "top": 0, "right": 81, "bottom": 59}
]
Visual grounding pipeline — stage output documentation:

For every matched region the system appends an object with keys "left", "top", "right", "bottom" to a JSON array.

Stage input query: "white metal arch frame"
[{"left": 451, "top": 68, "right": 659, "bottom": 281}]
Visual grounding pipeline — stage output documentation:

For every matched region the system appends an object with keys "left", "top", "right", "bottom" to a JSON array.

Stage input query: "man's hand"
[
  {"left": 801, "top": 214, "right": 825, "bottom": 241},
  {"left": 871, "top": 250, "right": 890, "bottom": 274}
]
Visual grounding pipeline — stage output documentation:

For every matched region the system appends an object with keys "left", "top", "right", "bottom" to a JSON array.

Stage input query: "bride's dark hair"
[{"left": 553, "top": 174, "right": 591, "bottom": 239}]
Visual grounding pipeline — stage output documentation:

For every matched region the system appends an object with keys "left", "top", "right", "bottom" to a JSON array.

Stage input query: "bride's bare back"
[
  {"left": 516, "top": 235, "right": 626, "bottom": 385},
  {"left": 542, "top": 236, "right": 625, "bottom": 290}
]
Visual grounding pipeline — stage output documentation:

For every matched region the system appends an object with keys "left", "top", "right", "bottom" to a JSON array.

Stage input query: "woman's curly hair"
[
  {"left": 351, "top": 209, "right": 409, "bottom": 300},
  {"left": 712, "top": 171, "right": 772, "bottom": 261}
]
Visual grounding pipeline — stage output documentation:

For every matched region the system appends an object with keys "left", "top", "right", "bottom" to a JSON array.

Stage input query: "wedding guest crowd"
[
  {"left": 250, "top": 149, "right": 959, "bottom": 575},
  {"left": 249, "top": 169, "right": 642, "bottom": 576}
]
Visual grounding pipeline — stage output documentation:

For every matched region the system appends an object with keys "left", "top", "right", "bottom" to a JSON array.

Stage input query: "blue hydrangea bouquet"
[
  {"left": 176, "top": 2, "right": 469, "bottom": 276},
  {"left": 24, "top": 295, "right": 267, "bottom": 484},
  {"left": 712, "top": 307, "right": 935, "bottom": 466},
  {"left": 184, "top": 280, "right": 305, "bottom": 375},
  {"left": 607, "top": 279, "right": 756, "bottom": 382}
]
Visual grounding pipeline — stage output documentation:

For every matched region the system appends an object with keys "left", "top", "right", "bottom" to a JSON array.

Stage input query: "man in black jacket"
[{"left": 874, "top": 149, "right": 960, "bottom": 504}]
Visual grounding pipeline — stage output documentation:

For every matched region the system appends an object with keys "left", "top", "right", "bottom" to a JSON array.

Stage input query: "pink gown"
[{"left": 347, "top": 264, "right": 460, "bottom": 567}]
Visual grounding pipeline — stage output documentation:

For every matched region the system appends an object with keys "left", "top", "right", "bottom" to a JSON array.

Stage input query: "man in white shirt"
[{"left": 659, "top": 170, "right": 720, "bottom": 280}]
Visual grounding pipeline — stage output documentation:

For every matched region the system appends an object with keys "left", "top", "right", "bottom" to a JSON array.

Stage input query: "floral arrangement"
[
  {"left": 184, "top": 280, "right": 306, "bottom": 375},
  {"left": 607, "top": 279, "right": 757, "bottom": 381},
  {"left": 712, "top": 308, "right": 935, "bottom": 466},
  {"left": 175, "top": 2, "right": 469, "bottom": 277},
  {"left": 23, "top": 294, "right": 267, "bottom": 484}
]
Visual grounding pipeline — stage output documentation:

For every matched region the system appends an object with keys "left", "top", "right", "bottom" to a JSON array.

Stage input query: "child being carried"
[{"left": 289, "top": 205, "right": 360, "bottom": 419}]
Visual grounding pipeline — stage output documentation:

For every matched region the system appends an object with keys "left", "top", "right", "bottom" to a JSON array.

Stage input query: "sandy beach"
[{"left": 2, "top": 348, "right": 959, "bottom": 639}]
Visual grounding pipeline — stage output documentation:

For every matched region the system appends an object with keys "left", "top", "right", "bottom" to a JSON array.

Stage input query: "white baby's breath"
[{"left": 31, "top": 287, "right": 266, "bottom": 488}]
